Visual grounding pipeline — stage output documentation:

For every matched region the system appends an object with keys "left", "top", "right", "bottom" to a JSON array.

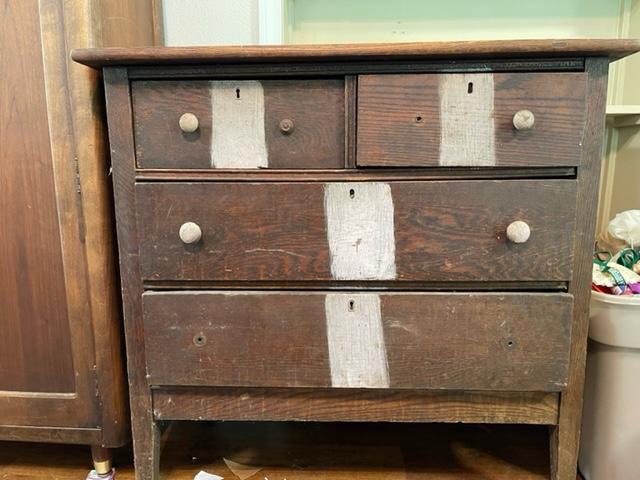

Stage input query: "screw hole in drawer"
[
  {"left": 348, "top": 300, "right": 355, "bottom": 311},
  {"left": 415, "top": 115, "right": 423, "bottom": 123},
  {"left": 193, "top": 334, "right": 207, "bottom": 347},
  {"left": 507, "top": 340, "right": 515, "bottom": 348},
  {"left": 349, "top": 188, "right": 355, "bottom": 199},
  {"left": 468, "top": 82, "right": 473, "bottom": 94}
]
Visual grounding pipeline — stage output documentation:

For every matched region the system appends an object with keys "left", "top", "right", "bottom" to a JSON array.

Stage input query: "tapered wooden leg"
[
  {"left": 132, "top": 418, "right": 161, "bottom": 480},
  {"left": 91, "top": 446, "right": 113, "bottom": 475}
]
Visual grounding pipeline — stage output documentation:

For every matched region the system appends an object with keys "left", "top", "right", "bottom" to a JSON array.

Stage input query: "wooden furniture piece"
[
  {"left": 73, "top": 39, "right": 640, "bottom": 480},
  {"left": 0, "top": 0, "right": 159, "bottom": 476}
]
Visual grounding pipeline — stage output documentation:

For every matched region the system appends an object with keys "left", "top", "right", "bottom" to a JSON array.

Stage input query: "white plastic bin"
[{"left": 579, "top": 291, "right": 640, "bottom": 480}]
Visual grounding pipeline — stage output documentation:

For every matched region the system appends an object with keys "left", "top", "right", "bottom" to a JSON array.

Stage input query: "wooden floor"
[{"left": 0, "top": 422, "right": 583, "bottom": 479}]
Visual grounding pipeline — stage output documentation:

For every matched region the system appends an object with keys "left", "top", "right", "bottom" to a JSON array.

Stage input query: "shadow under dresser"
[{"left": 72, "top": 39, "right": 640, "bottom": 480}]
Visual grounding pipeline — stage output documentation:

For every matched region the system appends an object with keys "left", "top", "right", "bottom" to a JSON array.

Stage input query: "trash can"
[{"left": 579, "top": 291, "right": 640, "bottom": 480}]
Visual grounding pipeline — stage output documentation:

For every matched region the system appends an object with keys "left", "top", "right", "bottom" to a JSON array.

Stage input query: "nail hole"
[
  {"left": 236, "top": 88, "right": 240, "bottom": 99},
  {"left": 348, "top": 300, "right": 355, "bottom": 311},
  {"left": 415, "top": 115, "right": 423, "bottom": 123},
  {"left": 507, "top": 340, "right": 514, "bottom": 348},
  {"left": 349, "top": 188, "right": 355, "bottom": 199},
  {"left": 468, "top": 82, "right": 473, "bottom": 94},
  {"left": 193, "top": 334, "right": 206, "bottom": 347}
]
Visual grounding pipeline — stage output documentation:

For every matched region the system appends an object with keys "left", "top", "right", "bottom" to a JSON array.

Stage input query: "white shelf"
[{"left": 606, "top": 105, "right": 640, "bottom": 128}]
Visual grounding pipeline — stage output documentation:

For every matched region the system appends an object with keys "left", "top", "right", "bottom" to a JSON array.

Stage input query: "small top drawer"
[
  {"left": 132, "top": 79, "right": 345, "bottom": 169},
  {"left": 357, "top": 72, "right": 586, "bottom": 167}
]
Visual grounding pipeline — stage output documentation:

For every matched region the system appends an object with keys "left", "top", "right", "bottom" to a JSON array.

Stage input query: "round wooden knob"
[
  {"left": 179, "top": 113, "right": 199, "bottom": 133},
  {"left": 513, "top": 110, "right": 535, "bottom": 130},
  {"left": 279, "top": 118, "right": 294, "bottom": 135},
  {"left": 179, "top": 222, "right": 202, "bottom": 244},
  {"left": 506, "top": 221, "right": 531, "bottom": 244}
]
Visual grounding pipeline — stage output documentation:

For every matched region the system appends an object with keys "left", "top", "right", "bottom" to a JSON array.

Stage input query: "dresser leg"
[
  {"left": 88, "top": 446, "right": 115, "bottom": 479},
  {"left": 132, "top": 419, "right": 161, "bottom": 480},
  {"left": 549, "top": 423, "right": 578, "bottom": 480}
]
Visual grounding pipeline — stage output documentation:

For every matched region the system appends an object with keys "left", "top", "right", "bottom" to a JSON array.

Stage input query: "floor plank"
[{"left": 0, "top": 422, "right": 583, "bottom": 479}]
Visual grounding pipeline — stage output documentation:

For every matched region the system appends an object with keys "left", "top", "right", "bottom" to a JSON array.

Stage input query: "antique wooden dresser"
[{"left": 73, "top": 40, "right": 640, "bottom": 479}]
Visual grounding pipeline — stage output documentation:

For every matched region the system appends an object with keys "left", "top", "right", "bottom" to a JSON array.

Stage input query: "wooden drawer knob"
[
  {"left": 179, "top": 113, "right": 199, "bottom": 133},
  {"left": 179, "top": 222, "right": 202, "bottom": 244},
  {"left": 279, "top": 118, "right": 294, "bottom": 135},
  {"left": 506, "top": 221, "right": 531, "bottom": 244},
  {"left": 513, "top": 110, "right": 535, "bottom": 130}
]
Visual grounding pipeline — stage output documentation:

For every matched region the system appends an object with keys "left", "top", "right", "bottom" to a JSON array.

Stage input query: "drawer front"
[
  {"left": 136, "top": 180, "right": 577, "bottom": 283},
  {"left": 142, "top": 291, "right": 573, "bottom": 391},
  {"left": 357, "top": 72, "right": 586, "bottom": 167},
  {"left": 132, "top": 79, "right": 345, "bottom": 169}
]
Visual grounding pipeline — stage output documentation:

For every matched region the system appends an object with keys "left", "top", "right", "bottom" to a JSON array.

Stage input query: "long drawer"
[
  {"left": 142, "top": 291, "right": 573, "bottom": 391},
  {"left": 135, "top": 180, "right": 577, "bottom": 283}
]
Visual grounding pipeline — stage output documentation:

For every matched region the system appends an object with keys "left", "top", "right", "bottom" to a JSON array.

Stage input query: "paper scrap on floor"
[
  {"left": 194, "top": 470, "right": 224, "bottom": 480},
  {"left": 223, "top": 457, "right": 263, "bottom": 480}
]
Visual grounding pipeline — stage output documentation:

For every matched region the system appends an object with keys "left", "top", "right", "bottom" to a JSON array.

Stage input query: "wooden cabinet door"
[
  {"left": 0, "top": 0, "right": 134, "bottom": 446},
  {"left": 0, "top": 0, "right": 97, "bottom": 431}
]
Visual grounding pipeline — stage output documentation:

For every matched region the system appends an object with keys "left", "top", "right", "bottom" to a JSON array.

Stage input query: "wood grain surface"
[
  {"left": 71, "top": 39, "right": 640, "bottom": 67},
  {"left": 132, "top": 79, "right": 345, "bottom": 169},
  {"left": 135, "top": 180, "right": 577, "bottom": 283},
  {"left": 357, "top": 72, "right": 586, "bottom": 167},
  {"left": 142, "top": 291, "right": 572, "bottom": 391},
  {"left": 0, "top": 0, "right": 74, "bottom": 394},
  {"left": 154, "top": 388, "right": 559, "bottom": 424},
  {"left": 551, "top": 58, "right": 610, "bottom": 480}
]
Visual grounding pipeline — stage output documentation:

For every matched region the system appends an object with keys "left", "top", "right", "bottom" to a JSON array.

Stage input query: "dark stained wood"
[
  {"left": 103, "top": 67, "right": 158, "bottom": 479},
  {"left": 0, "top": 0, "right": 75, "bottom": 394},
  {"left": 135, "top": 166, "right": 577, "bottom": 181},
  {"left": 265, "top": 80, "right": 345, "bottom": 168},
  {"left": 357, "top": 72, "right": 586, "bottom": 167},
  {"left": 85, "top": 42, "right": 627, "bottom": 480},
  {"left": 143, "top": 280, "right": 568, "bottom": 291},
  {"left": 132, "top": 79, "right": 345, "bottom": 169},
  {"left": 142, "top": 291, "right": 572, "bottom": 391},
  {"left": 154, "top": 388, "right": 559, "bottom": 424},
  {"left": 71, "top": 39, "right": 640, "bottom": 68},
  {"left": 0, "top": 0, "right": 156, "bottom": 450},
  {"left": 126, "top": 58, "right": 587, "bottom": 82},
  {"left": 0, "top": 426, "right": 101, "bottom": 445},
  {"left": 345, "top": 75, "right": 357, "bottom": 168},
  {"left": 135, "top": 180, "right": 577, "bottom": 283},
  {"left": 550, "top": 58, "right": 610, "bottom": 480}
]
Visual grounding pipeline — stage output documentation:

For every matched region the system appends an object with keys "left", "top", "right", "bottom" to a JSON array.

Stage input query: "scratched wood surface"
[
  {"left": 72, "top": 39, "right": 640, "bottom": 67},
  {"left": 132, "top": 79, "right": 345, "bottom": 169},
  {"left": 357, "top": 72, "right": 586, "bottom": 167},
  {"left": 153, "top": 388, "right": 559, "bottom": 424},
  {"left": 135, "top": 180, "right": 577, "bottom": 283},
  {"left": 142, "top": 291, "right": 572, "bottom": 391}
]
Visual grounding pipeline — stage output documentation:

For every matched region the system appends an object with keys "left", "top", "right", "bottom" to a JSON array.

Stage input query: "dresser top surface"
[{"left": 73, "top": 39, "right": 640, "bottom": 68}]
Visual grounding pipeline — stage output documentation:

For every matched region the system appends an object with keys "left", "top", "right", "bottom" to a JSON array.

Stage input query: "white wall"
[{"left": 162, "top": 0, "right": 259, "bottom": 46}]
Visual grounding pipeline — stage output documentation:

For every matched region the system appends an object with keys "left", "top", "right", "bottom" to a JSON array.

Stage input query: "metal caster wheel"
[{"left": 86, "top": 468, "right": 116, "bottom": 480}]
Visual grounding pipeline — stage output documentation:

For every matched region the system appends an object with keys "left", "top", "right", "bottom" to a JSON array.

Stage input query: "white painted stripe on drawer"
[
  {"left": 210, "top": 80, "right": 268, "bottom": 168},
  {"left": 325, "top": 293, "right": 390, "bottom": 388},
  {"left": 438, "top": 73, "right": 496, "bottom": 166},
  {"left": 324, "top": 182, "right": 396, "bottom": 280}
]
